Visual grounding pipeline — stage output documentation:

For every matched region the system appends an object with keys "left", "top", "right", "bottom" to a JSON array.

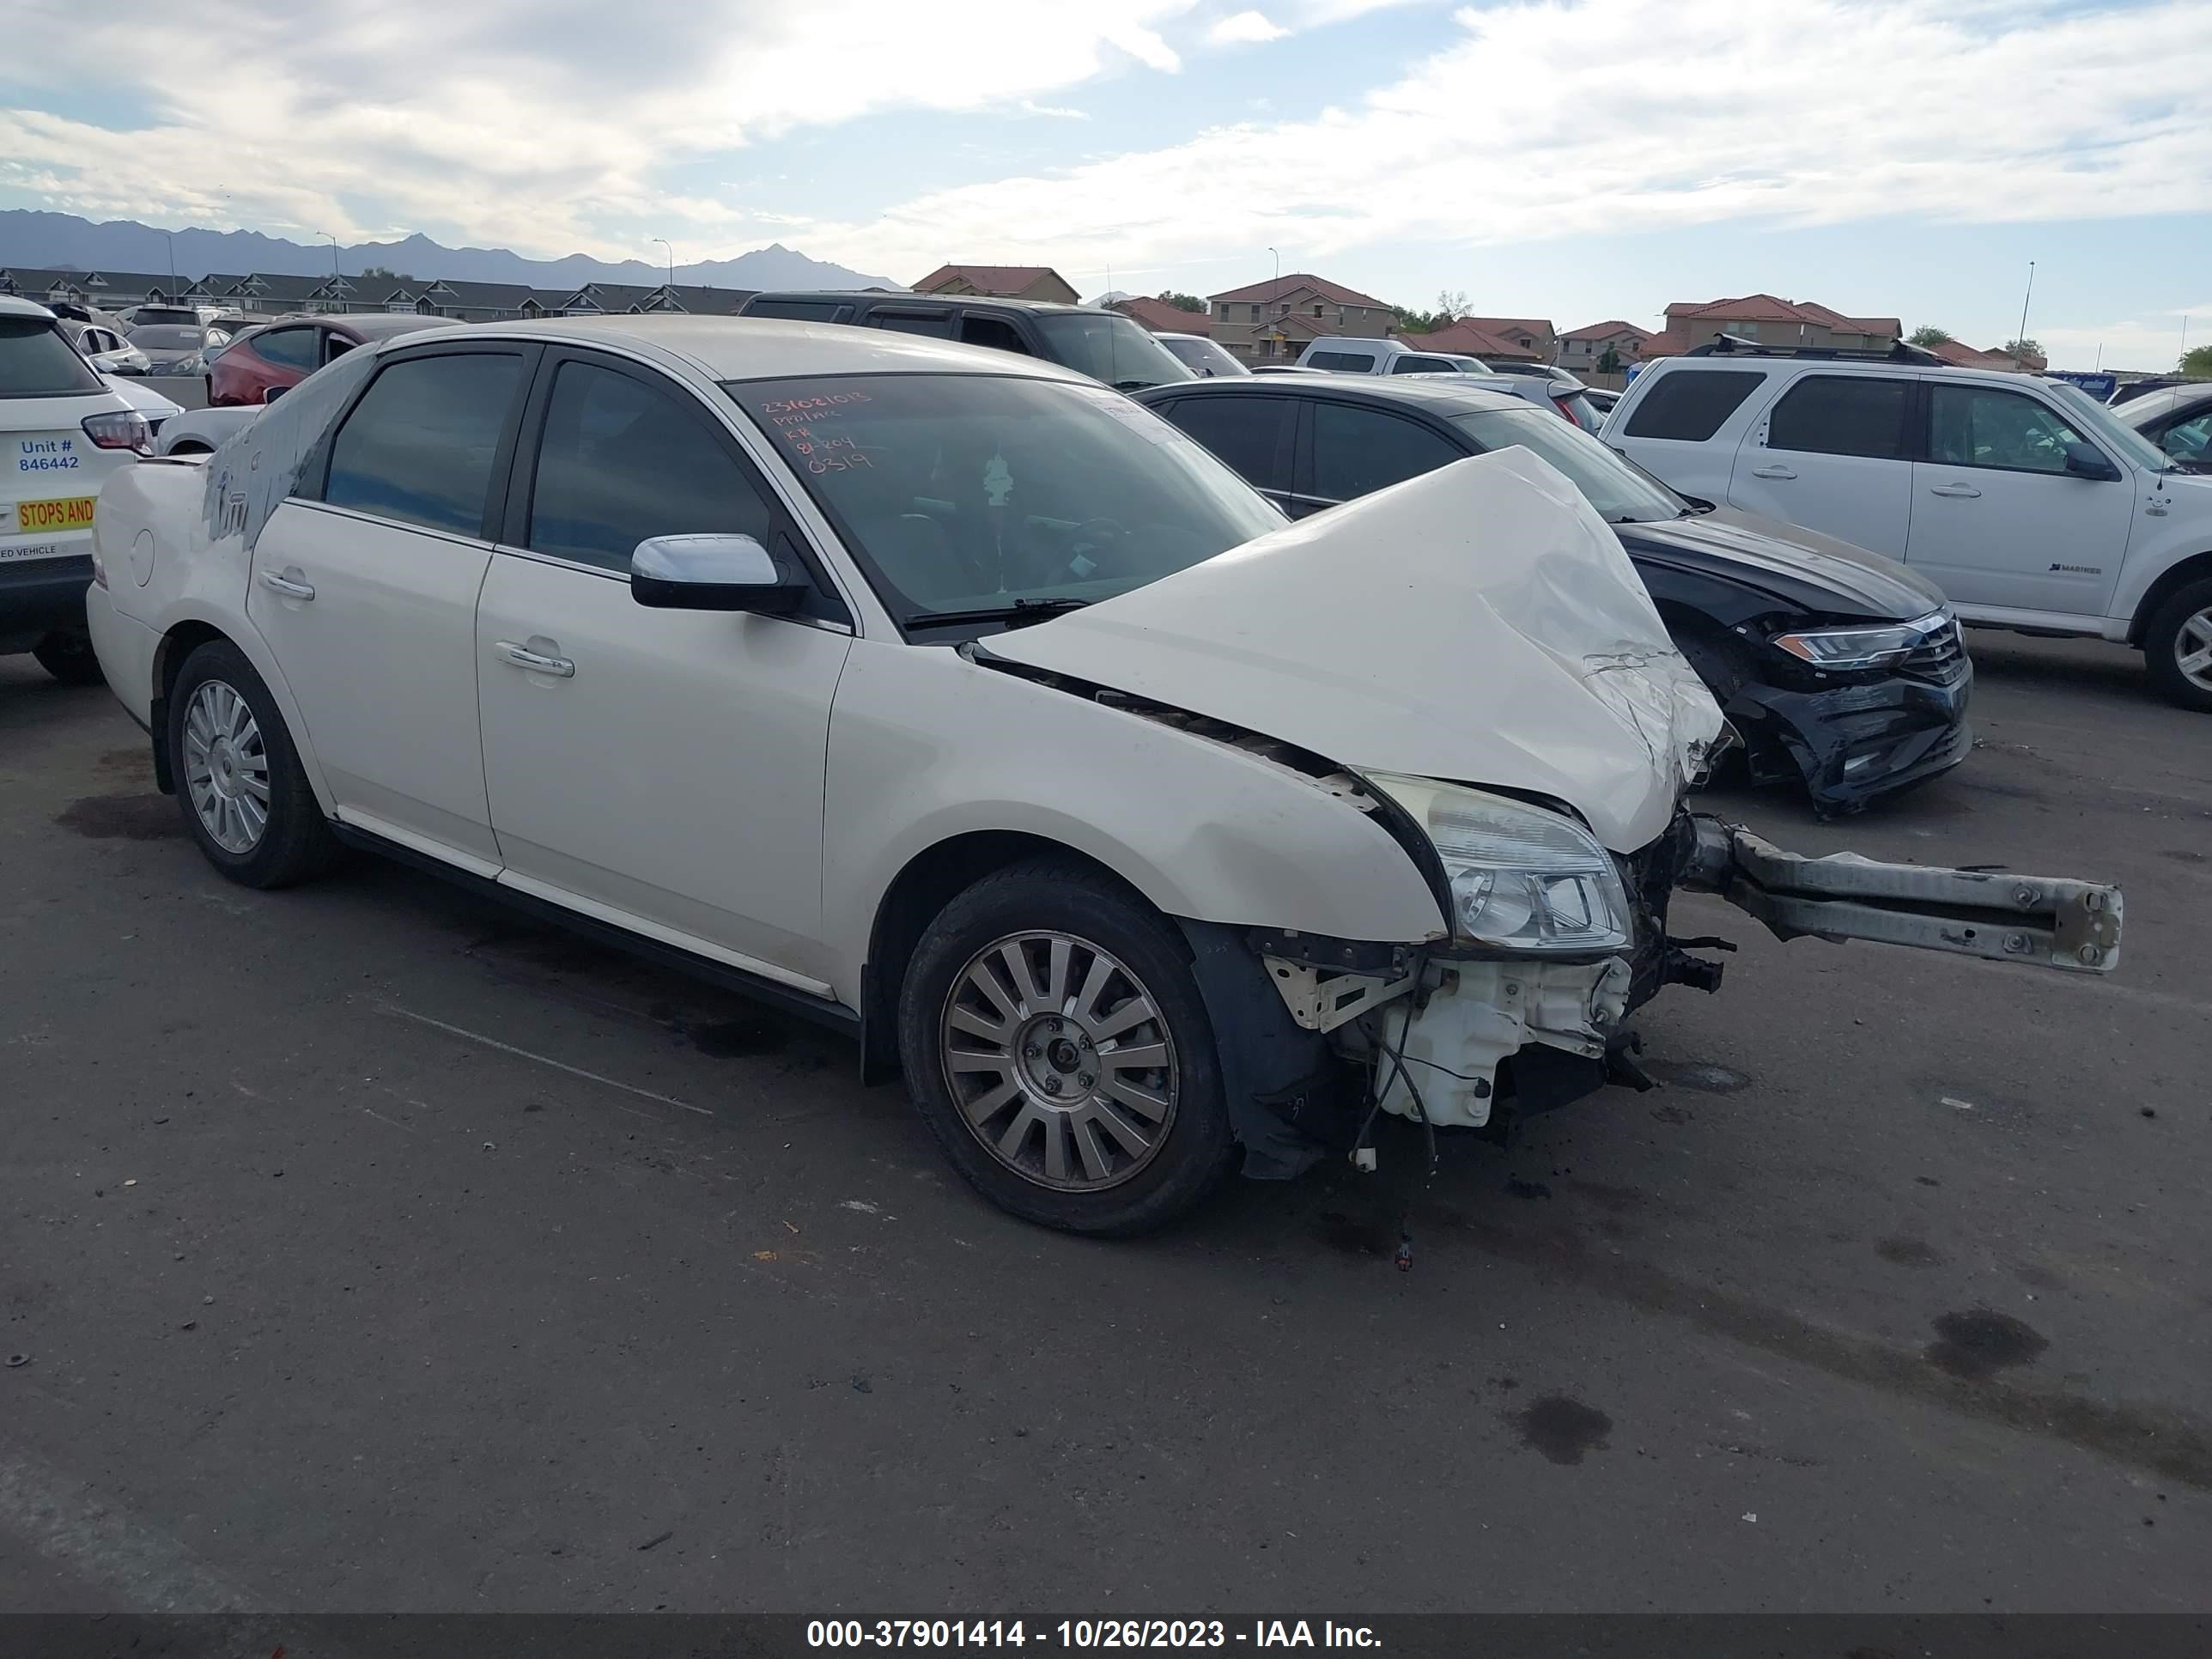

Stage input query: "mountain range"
[{"left": 0, "top": 210, "right": 894, "bottom": 292}]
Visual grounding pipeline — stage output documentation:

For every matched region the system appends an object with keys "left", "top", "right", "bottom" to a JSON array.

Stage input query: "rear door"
[
  {"left": 1727, "top": 371, "right": 1915, "bottom": 557},
  {"left": 246, "top": 343, "right": 533, "bottom": 866},
  {"left": 1905, "top": 380, "right": 2133, "bottom": 615},
  {"left": 1608, "top": 365, "right": 1769, "bottom": 503},
  {"left": 1293, "top": 397, "right": 1470, "bottom": 514},
  {"left": 1144, "top": 392, "right": 1297, "bottom": 510}
]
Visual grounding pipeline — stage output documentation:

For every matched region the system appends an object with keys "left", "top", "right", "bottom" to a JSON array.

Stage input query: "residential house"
[
  {"left": 207, "top": 272, "right": 343, "bottom": 314},
  {"left": 913, "top": 264, "right": 1079, "bottom": 304},
  {"left": 1110, "top": 295, "right": 1211, "bottom": 335},
  {"left": 1206, "top": 273, "right": 1395, "bottom": 364},
  {"left": 1556, "top": 319, "right": 1651, "bottom": 371},
  {"left": 1641, "top": 294, "right": 1902, "bottom": 358},
  {"left": 1927, "top": 337, "right": 2045, "bottom": 374},
  {"left": 1452, "top": 315, "right": 1556, "bottom": 361},
  {"left": 0, "top": 268, "right": 193, "bottom": 311},
  {"left": 1398, "top": 319, "right": 1545, "bottom": 364}
]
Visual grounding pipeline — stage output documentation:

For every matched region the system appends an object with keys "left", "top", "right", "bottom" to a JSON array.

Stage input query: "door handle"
[
  {"left": 496, "top": 641, "right": 575, "bottom": 678},
  {"left": 1929, "top": 483, "right": 1983, "bottom": 499},
  {"left": 1750, "top": 465, "right": 1796, "bottom": 480},
  {"left": 259, "top": 568, "right": 315, "bottom": 600}
]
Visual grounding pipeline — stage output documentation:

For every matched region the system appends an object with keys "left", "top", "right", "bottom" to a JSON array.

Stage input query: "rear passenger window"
[
  {"left": 1152, "top": 395, "right": 1293, "bottom": 493},
  {"left": 869, "top": 311, "right": 953, "bottom": 338},
  {"left": 1390, "top": 356, "right": 1454, "bottom": 374},
  {"left": 1307, "top": 350, "right": 1376, "bottom": 373},
  {"left": 1766, "top": 375, "right": 1910, "bottom": 459},
  {"left": 323, "top": 353, "right": 522, "bottom": 537},
  {"left": 1310, "top": 402, "right": 1465, "bottom": 501},
  {"left": 527, "top": 360, "right": 778, "bottom": 573},
  {"left": 959, "top": 315, "right": 1030, "bottom": 355},
  {"left": 250, "top": 327, "right": 319, "bottom": 374},
  {"left": 1622, "top": 369, "right": 1765, "bottom": 441}
]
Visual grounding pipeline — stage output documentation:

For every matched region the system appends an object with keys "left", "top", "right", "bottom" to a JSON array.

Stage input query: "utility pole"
[
  {"left": 2015, "top": 259, "right": 2034, "bottom": 355},
  {"left": 1267, "top": 246, "right": 1280, "bottom": 361},
  {"left": 162, "top": 230, "right": 176, "bottom": 290}
]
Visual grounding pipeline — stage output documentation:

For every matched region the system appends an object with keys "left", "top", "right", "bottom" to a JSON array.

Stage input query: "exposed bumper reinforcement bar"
[{"left": 1683, "top": 818, "right": 2123, "bottom": 974}]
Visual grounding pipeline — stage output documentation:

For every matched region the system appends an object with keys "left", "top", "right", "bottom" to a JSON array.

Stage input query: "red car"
[{"left": 208, "top": 312, "right": 449, "bottom": 406}]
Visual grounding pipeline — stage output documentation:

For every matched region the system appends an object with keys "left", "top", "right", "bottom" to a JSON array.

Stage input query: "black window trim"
[
  {"left": 952, "top": 306, "right": 1041, "bottom": 356},
  {"left": 304, "top": 338, "right": 542, "bottom": 544},
  {"left": 497, "top": 343, "right": 854, "bottom": 629},
  {"left": 1292, "top": 391, "right": 1474, "bottom": 507},
  {"left": 1917, "top": 379, "right": 2118, "bottom": 479},
  {"left": 1759, "top": 370, "right": 1917, "bottom": 463}
]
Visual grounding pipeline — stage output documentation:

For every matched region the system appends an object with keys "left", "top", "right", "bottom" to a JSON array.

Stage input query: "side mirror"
[
  {"left": 631, "top": 533, "right": 806, "bottom": 614},
  {"left": 264, "top": 384, "right": 288, "bottom": 404},
  {"left": 2063, "top": 441, "right": 2119, "bottom": 481}
]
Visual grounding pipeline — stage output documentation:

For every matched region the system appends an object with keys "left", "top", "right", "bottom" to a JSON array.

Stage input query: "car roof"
[
  {"left": 746, "top": 290, "right": 1115, "bottom": 319},
  {"left": 454, "top": 314, "right": 1093, "bottom": 385},
  {"left": 0, "top": 295, "right": 59, "bottom": 321},
  {"left": 1137, "top": 371, "right": 1525, "bottom": 417}
]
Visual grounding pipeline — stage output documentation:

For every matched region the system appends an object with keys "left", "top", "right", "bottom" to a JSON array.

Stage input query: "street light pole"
[
  {"left": 653, "top": 238, "right": 673, "bottom": 290},
  {"left": 1267, "top": 246, "right": 1280, "bottom": 360},
  {"left": 2015, "top": 259, "right": 2035, "bottom": 356},
  {"left": 162, "top": 231, "right": 176, "bottom": 290}
]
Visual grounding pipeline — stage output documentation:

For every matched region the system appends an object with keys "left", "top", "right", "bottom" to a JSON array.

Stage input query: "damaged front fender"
[{"left": 1685, "top": 819, "right": 2123, "bottom": 973}]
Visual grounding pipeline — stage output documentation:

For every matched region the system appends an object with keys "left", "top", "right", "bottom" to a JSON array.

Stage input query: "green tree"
[
  {"left": 2004, "top": 337, "right": 2044, "bottom": 360},
  {"left": 2179, "top": 344, "right": 2212, "bottom": 377},
  {"left": 358, "top": 265, "right": 414, "bottom": 282},
  {"left": 1908, "top": 325, "right": 1953, "bottom": 347},
  {"left": 1157, "top": 290, "right": 1206, "bottom": 313},
  {"left": 1596, "top": 344, "right": 1623, "bottom": 374}
]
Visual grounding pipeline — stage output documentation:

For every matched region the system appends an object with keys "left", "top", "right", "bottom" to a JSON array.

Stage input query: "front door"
[
  {"left": 246, "top": 345, "right": 532, "bottom": 867},
  {"left": 474, "top": 351, "right": 854, "bottom": 991},
  {"left": 1905, "top": 381, "right": 2134, "bottom": 616},
  {"left": 1727, "top": 372, "right": 1915, "bottom": 559}
]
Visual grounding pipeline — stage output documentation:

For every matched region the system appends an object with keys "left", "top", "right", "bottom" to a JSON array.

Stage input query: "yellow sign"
[{"left": 15, "top": 495, "right": 96, "bottom": 533}]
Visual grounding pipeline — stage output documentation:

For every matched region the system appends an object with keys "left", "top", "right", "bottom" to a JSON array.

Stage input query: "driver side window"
[{"left": 1929, "top": 386, "right": 2088, "bottom": 475}]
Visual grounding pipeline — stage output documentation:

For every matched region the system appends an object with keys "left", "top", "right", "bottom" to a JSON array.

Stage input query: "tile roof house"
[
  {"left": 1398, "top": 319, "right": 1545, "bottom": 363},
  {"left": 1449, "top": 315, "right": 1557, "bottom": 360},
  {"left": 1928, "top": 337, "right": 2045, "bottom": 374},
  {"left": 1556, "top": 319, "right": 1652, "bottom": 371},
  {"left": 1206, "top": 273, "right": 1395, "bottom": 363},
  {"left": 1111, "top": 295, "right": 1211, "bottom": 335},
  {"left": 1641, "top": 294, "right": 1902, "bottom": 359},
  {"left": 914, "top": 264, "right": 1079, "bottom": 304}
]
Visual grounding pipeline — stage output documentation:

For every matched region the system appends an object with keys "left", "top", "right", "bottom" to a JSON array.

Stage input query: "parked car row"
[
  {"left": 74, "top": 313, "right": 2121, "bottom": 1237},
  {"left": 1602, "top": 343, "right": 2212, "bottom": 709}
]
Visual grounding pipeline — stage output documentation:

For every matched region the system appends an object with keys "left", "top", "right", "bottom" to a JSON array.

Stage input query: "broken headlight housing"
[{"left": 1365, "top": 775, "right": 1632, "bottom": 954}]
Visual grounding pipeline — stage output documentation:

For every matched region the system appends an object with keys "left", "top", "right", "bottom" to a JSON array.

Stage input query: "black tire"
[
  {"left": 2142, "top": 576, "right": 2212, "bottom": 713},
  {"left": 32, "top": 629, "right": 104, "bottom": 686},
  {"left": 897, "top": 858, "right": 1236, "bottom": 1236},
  {"left": 167, "top": 640, "right": 341, "bottom": 889}
]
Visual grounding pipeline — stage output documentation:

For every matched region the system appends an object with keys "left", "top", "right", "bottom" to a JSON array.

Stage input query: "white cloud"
[
  {"left": 1018, "top": 100, "right": 1093, "bottom": 119},
  {"left": 2039, "top": 304, "right": 2212, "bottom": 373},
  {"left": 1209, "top": 9, "right": 1289, "bottom": 43},
  {"left": 782, "top": 0, "right": 2212, "bottom": 297}
]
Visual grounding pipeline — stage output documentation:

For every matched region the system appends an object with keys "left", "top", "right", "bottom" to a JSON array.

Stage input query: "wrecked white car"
[{"left": 82, "top": 319, "right": 2124, "bottom": 1234}]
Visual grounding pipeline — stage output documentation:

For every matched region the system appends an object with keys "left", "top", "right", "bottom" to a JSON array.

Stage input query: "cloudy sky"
[{"left": 4, "top": 0, "right": 2209, "bottom": 368}]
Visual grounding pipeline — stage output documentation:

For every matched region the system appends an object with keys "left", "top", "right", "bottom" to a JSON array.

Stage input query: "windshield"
[
  {"left": 1451, "top": 404, "right": 1686, "bottom": 522},
  {"left": 1031, "top": 313, "right": 1194, "bottom": 390},
  {"left": 0, "top": 316, "right": 106, "bottom": 396},
  {"left": 1161, "top": 336, "right": 1249, "bottom": 377},
  {"left": 729, "top": 373, "right": 1282, "bottom": 628},
  {"left": 130, "top": 325, "right": 207, "bottom": 349},
  {"left": 2043, "top": 379, "right": 2173, "bottom": 472}
]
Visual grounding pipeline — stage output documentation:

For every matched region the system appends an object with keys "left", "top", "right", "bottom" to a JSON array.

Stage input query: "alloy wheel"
[
  {"left": 2176, "top": 606, "right": 2212, "bottom": 693},
  {"left": 939, "top": 930, "right": 1180, "bottom": 1192},
  {"left": 181, "top": 678, "right": 270, "bottom": 854}
]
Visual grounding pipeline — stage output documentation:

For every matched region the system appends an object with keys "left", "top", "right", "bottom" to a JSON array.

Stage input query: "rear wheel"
[
  {"left": 167, "top": 641, "right": 341, "bottom": 888},
  {"left": 2142, "top": 577, "right": 2212, "bottom": 712},
  {"left": 897, "top": 859, "right": 1235, "bottom": 1235},
  {"left": 32, "top": 629, "right": 104, "bottom": 686}
]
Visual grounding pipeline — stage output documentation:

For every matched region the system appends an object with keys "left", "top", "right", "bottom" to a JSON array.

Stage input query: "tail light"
[
  {"left": 89, "top": 541, "right": 108, "bottom": 588},
  {"left": 81, "top": 410, "right": 153, "bottom": 455},
  {"left": 1551, "top": 396, "right": 1578, "bottom": 423}
]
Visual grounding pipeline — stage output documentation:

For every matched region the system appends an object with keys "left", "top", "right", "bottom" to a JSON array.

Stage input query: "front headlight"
[
  {"left": 1771, "top": 611, "right": 1946, "bottom": 672},
  {"left": 1365, "top": 775, "right": 1632, "bottom": 954}
]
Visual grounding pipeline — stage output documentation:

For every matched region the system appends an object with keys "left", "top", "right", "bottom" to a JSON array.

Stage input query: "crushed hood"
[{"left": 988, "top": 448, "right": 1725, "bottom": 853}]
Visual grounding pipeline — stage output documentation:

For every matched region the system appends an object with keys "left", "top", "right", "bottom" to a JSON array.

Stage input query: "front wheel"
[
  {"left": 897, "top": 859, "right": 1236, "bottom": 1235},
  {"left": 167, "top": 641, "right": 341, "bottom": 888},
  {"left": 2143, "top": 577, "right": 2212, "bottom": 712}
]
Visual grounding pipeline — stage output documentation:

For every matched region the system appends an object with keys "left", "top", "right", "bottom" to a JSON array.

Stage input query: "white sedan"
[{"left": 84, "top": 316, "right": 2123, "bottom": 1233}]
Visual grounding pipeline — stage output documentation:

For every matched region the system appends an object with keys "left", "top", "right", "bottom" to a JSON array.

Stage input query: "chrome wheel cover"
[
  {"left": 939, "top": 930, "right": 1179, "bottom": 1192},
  {"left": 2176, "top": 606, "right": 2212, "bottom": 693},
  {"left": 181, "top": 678, "right": 270, "bottom": 854}
]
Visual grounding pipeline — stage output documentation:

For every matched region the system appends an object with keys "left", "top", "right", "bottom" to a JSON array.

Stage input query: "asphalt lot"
[{"left": 2, "top": 631, "right": 2207, "bottom": 1618}]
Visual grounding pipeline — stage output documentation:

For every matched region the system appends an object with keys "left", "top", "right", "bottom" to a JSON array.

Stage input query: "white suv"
[{"left": 1605, "top": 347, "right": 2212, "bottom": 708}]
